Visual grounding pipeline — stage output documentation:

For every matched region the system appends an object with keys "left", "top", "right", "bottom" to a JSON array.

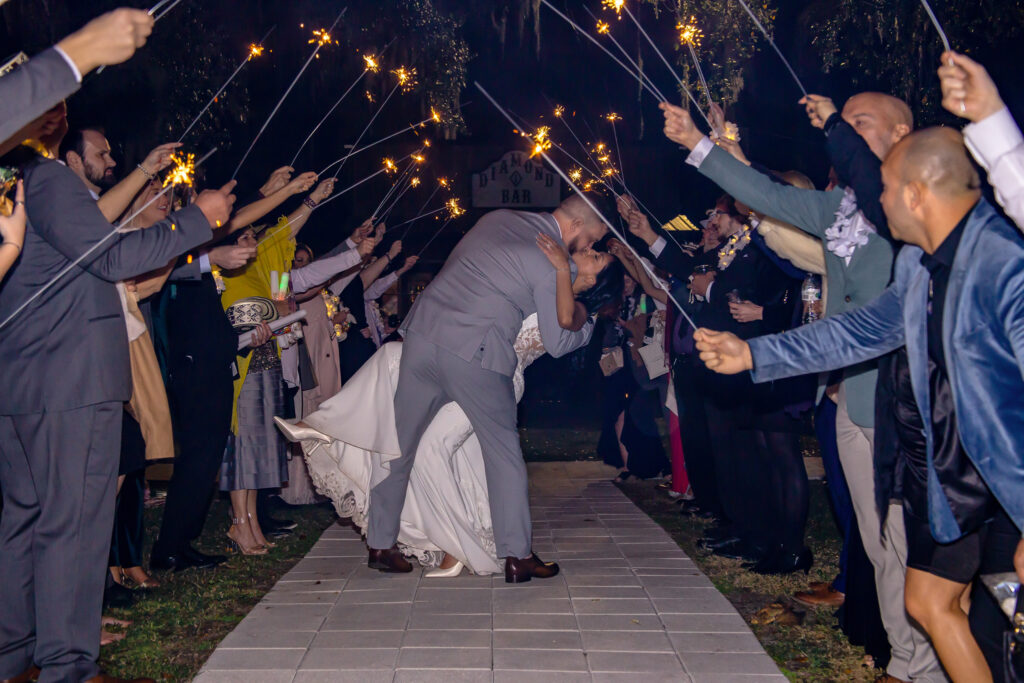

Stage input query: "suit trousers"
[
  {"left": 153, "top": 363, "right": 234, "bottom": 557},
  {"left": 0, "top": 402, "right": 121, "bottom": 683},
  {"left": 835, "top": 384, "right": 944, "bottom": 682},
  {"left": 671, "top": 356, "right": 720, "bottom": 517},
  {"left": 373, "top": 333, "right": 531, "bottom": 559}
]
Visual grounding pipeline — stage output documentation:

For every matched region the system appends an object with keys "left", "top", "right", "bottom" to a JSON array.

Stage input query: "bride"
[{"left": 276, "top": 238, "right": 623, "bottom": 576}]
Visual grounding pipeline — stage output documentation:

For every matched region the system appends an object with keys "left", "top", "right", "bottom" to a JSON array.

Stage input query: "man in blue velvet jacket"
[{"left": 694, "top": 127, "right": 1024, "bottom": 683}]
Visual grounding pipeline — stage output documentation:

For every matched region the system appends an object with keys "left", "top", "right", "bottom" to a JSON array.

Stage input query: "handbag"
[
  {"left": 599, "top": 347, "right": 624, "bottom": 376},
  {"left": 637, "top": 343, "right": 669, "bottom": 380}
]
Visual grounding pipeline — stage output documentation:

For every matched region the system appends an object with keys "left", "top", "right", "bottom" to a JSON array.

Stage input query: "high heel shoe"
[
  {"left": 248, "top": 513, "right": 275, "bottom": 548},
  {"left": 227, "top": 519, "right": 268, "bottom": 556},
  {"left": 426, "top": 560, "right": 464, "bottom": 578},
  {"left": 274, "top": 417, "right": 330, "bottom": 444}
]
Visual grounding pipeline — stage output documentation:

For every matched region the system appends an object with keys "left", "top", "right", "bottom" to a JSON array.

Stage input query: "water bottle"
[{"left": 801, "top": 274, "right": 822, "bottom": 325}]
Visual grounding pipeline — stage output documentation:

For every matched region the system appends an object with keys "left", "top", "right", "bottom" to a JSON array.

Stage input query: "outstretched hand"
[
  {"left": 694, "top": 328, "right": 753, "bottom": 375},
  {"left": 799, "top": 94, "right": 838, "bottom": 130},
  {"left": 56, "top": 8, "right": 154, "bottom": 75},
  {"left": 351, "top": 218, "right": 375, "bottom": 244},
  {"left": 195, "top": 180, "right": 237, "bottom": 230},
  {"left": 938, "top": 51, "right": 1004, "bottom": 122},
  {"left": 260, "top": 166, "right": 294, "bottom": 197},
  {"left": 139, "top": 142, "right": 182, "bottom": 176},
  {"left": 536, "top": 233, "right": 570, "bottom": 272},
  {"left": 660, "top": 102, "right": 704, "bottom": 150},
  {"left": 285, "top": 172, "right": 317, "bottom": 196}
]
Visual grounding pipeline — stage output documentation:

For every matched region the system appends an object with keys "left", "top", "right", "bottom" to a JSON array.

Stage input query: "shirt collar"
[{"left": 921, "top": 201, "right": 975, "bottom": 273}]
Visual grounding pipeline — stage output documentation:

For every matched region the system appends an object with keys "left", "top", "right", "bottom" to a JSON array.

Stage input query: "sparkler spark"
[
  {"left": 363, "top": 54, "right": 380, "bottom": 72},
  {"left": 163, "top": 152, "right": 196, "bottom": 187},
  {"left": 605, "top": 112, "right": 622, "bottom": 122},
  {"left": 383, "top": 157, "right": 398, "bottom": 173},
  {"left": 569, "top": 167, "right": 583, "bottom": 182},
  {"left": 392, "top": 67, "right": 418, "bottom": 92},
  {"left": 446, "top": 198, "right": 465, "bottom": 218},
  {"left": 412, "top": 154, "right": 426, "bottom": 163},
  {"left": 438, "top": 177, "right": 450, "bottom": 188},
  {"left": 530, "top": 126, "right": 553, "bottom": 157},
  {"left": 554, "top": 105, "right": 565, "bottom": 117},
  {"left": 601, "top": 0, "right": 625, "bottom": 18},
  {"left": 677, "top": 16, "right": 703, "bottom": 47},
  {"left": 431, "top": 107, "right": 442, "bottom": 123},
  {"left": 411, "top": 177, "right": 421, "bottom": 187},
  {"left": 596, "top": 20, "right": 610, "bottom": 34},
  {"left": 365, "top": 91, "right": 375, "bottom": 103},
  {"left": 248, "top": 43, "right": 265, "bottom": 58},
  {"left": 309, "top": 28, "right": 337, "bottom": 47}
]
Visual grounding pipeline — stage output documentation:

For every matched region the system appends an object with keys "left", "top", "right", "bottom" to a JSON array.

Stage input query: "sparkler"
[
  {"left": 162, "top": 152, "right": 195, "bottom": 187},
  {"left": 289, "top": 42, "right": 392, "bottom": 167},
  {"left": 0, "top": 147, "right": 218, "bottom": 333},
  {"left": 375, "top": 150, "right": 427, "bottom": 220},
  {"left": 178, "top": 27, "right": 275, "bottom": 142},
  {"left": 476, "top": 82, "right": 698, "bottom": 330},
  {"left": 95, "top": 0, "right": 187, "bottom": 74},
  {"left": 396, "top": 176, "right": 447, "bottom": 239},
  {"left": 677, "top": 16, "right": 715, "bottom": 126},
  {"left": 313, "top": 152, "right": 416, "bottom": 212},
  {"left": 604, "top": 2, "right": 711, "bottom": 127},
  {"left": 328, "top": 66, "right": 413, "bottom": 180},
  {"left": 232, "top": 7, "right": 347, "bottom": 180},
  {"left": 318, "top": 116, "right": 436, "bottom": 177},
  {"left": 540, "top": 0, "right": 667, "bottom": 105},
  {"left": 392, "top": 205, "right": 446, "bottom": 234},
  {"left": 733, "top": 0, "right": 807, "bottom": 96},
  {"left": 919, "top": 0, "right": 952, "bottom": 52},
  {"left": 582, "top": 6, "right": 670, "bottom": 105}
]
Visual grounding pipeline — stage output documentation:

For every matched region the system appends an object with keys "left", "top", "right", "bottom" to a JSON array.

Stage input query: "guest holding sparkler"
[{"left": 218, "top": 176, "right": 334, "bottom": 555}]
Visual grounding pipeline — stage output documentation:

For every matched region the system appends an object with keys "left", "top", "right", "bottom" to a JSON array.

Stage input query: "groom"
[{"left": 367, "top": 195, "right": 608, "bottom": 582}]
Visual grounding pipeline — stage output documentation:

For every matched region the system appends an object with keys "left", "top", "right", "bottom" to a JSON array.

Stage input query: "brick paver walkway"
[{"left": 196, "top": 462, "right": 784, "bottom": 682}]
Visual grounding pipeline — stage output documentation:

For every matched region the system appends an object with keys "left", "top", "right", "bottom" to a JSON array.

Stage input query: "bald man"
[
  {"left": 662, "top": 98, "right": 942, "bottom": 682},
  {"left": 693, "top": 127, "right": 1024, "bottom": 682}
]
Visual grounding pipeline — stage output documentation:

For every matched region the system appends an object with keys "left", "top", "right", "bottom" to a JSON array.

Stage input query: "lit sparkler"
[
  {"left": 178, "top": 27, "right": 275, "bottom": 142},
  {"left": 677, "top": 16, "right": 703, "bottom": 47},
  {"left": 530, "top": 126, "right": 553, "bottom": 157},
  {"left": 601, "top": 0, "right": 625, "bottom": 18},
  {"left": 392, "top": 66, "right": 417, "bottom": 92},
  {"left": 309, "top": 28, "right": 338, "bottom": 47},
  {"left": 596, "top": 20, "right": 610, "bottom": 34},
  {"left": 363, "top": 54, "right": 380, "bottom": 72},
  {"left": 233, "top": 8, "right": 347, "bottom": 179},
  {"left": 163, "top": 152, "right": 196, "bottom": 187},
  {"left": 605, "top": 112, "right": 622, "bottom": 122},
  {"left": 446, "top": 197, "right": 465, "bottom": 218},
  {"left": 554, "top": 105, "right": 565, "bottom": 117},
  {"left": 411, "top": 177, "right": 421, "bottom": 187},
  {"left": 431, "top": 107, "right": 442, "bottom": 123},
  {"left": 383, "top": 157, "right": 398, "bottom": 174},
  {"left": 569, "top": 167, "right": 583, "bottom": 182}
]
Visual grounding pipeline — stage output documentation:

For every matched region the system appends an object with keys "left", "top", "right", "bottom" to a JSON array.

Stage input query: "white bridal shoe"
[
  {"left": 426, "top": 561, "right": 464, "bottom": 578},
  {"left": 274, "top": 417, "right": 331, "bottom": 444}
]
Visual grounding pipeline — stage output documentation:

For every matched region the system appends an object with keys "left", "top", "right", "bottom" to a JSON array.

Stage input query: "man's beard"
[{"left": 86, "top": 162, "right": 116, "bottom": 190}]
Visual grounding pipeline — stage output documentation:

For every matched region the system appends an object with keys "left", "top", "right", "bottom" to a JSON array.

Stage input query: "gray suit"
[
  {"left": 0, "top": 157, "right": 211, "bottom": 682},
  {"left": 371, "top": 210, "right": 593, "bottom": 558},
  {"left": 0, "top": 48, "right": 79, "bottom": 144}
]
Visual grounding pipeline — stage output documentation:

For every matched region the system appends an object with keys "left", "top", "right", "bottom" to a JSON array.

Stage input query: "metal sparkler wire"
[
  {"left": 232, "top": 7, "right": 347, "bottom": 180},
  {"left": 393, "top": 204, "right": 446, "bottom": 236},
  {"left": 581, "top": 6, "right": 669, "bottom": 104},
  {"left": 475, "top": 81, "right": 698, "bottom": 331},
  {"left": 95, "top": 0, "right": 187, "bottom": 75},
  {"left": 733, "top": 0, "right": 807, "bottom": 97},
  {"left": 290, "top": 38, "right": 397, "bottom": 167},
  {"left": 0, "top": 147, "right": 218, "bottom": 333},
  {"left": 378, "top": 170, "right": 423, "bottom": 223},
  {"left": 178, "top": 26, "right": 276, "bottom": 143},
  {"left": 317, "top": 116, "right": 432, "bottom": 177},
  {"left": 919, "top": 0, "right": 952, "bottom": 52},
  {"left": 312, "top": 152, "right": 415, "bottom": 212},
  {"left": 539, "top": 0, "right": 667, "bottom": 105},
  {"left": 618, "top": 4, "right": 710, "bottom": 127},
  {"left": 372, "top": 152, "right": 421, "bottom": 218},
  {"left": 329, "top": 81, "right": 401, "bottom": 180},
  {"left": 396, "top": 182, "right": 445, "bottom": 239},
  {"left": 153, "top": 0, "right": 185, "bottom": 22},
  {"left": 147, "top": 0, "right": 174, "bottom": 16},
  {"left": 414, "top": 216, "right": 455, "bottom": 257}
]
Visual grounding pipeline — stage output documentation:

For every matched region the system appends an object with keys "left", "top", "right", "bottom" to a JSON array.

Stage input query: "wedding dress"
[{"left": 299, "top": 313, "right": 546, "bottom": 575}]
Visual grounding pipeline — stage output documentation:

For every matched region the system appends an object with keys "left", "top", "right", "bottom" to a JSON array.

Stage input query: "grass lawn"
[{"left": 98, "top": 497, "right": 336, "bottom": 682}]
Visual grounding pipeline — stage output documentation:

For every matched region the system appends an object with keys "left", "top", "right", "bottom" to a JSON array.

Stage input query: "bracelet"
[
  {"left": 303, "top": 197, "right": 318, "bottom": 210},
  {"left": 136, "top": 164, "right": 155, "bottom": 180},
  {"left": 2, "top": 241, "right": 22, "bottom": 253}
]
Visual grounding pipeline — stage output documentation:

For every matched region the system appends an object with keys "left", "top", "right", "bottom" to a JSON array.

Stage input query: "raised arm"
[
  {"left": 229, "top": 170, "right": 316, "bottom": 232},
  {"left": 96, "top": 142, "right": 180, "bottom": 221},
  {"left": 661, "top": 103, "right": 844, "bottom": 239},
  {"left": 284, "top": 177, "right": 335, "bottom": 239},
  {"left": 536, "top": 233, "right": 588, "bottom": 330},
  {"left": 359, "top": 235, "right": 398, "bottom": 288}
]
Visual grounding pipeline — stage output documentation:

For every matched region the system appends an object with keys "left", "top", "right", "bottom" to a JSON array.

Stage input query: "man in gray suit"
[
  {"left": 0, "top": 147, "right": 235, "bottom": 683},
  {"left": 367, "top": 196, "right": 607, "bottom": 582},
  {"left": 0, "top": 8, "right": 155, "bottom": 153}
]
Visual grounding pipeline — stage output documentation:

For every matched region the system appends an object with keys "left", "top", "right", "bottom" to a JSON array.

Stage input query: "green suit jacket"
[{"left": 692, "top": 143, "right": 895, "bottom": 427}]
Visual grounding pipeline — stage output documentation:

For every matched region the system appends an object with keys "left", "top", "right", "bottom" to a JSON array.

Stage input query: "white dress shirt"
[{"left": 964, "top": 107, "right": 1024, "bottom": 233}]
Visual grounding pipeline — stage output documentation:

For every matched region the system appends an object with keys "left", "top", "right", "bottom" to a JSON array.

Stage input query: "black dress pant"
[
  {"left": 671, "top": 355, "right": 720, "bottom": 516},
  {"left": 153, "top": 362, "right": 233, "bottom": 557},
  {"left": 0, "top": 402, "right": 121, "bottom": 683},
  {"left": 110, "top": 414, "right": 146, "bottom": 569}
]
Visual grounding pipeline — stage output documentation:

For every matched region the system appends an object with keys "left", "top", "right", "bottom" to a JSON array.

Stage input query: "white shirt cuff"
[
  {"left": 345, "top": 238, "right": 356, "bottom": 250},
  {"left": 650, "top": 236, "right": 666, "bottom": 257},
  {"left": 52, "top": 45, "right": 82, "bottom": 83},
  {"left": 964, "top": 107, "right": 1023, "bottom": 171},
  {"left": 705, "top": 281, "right": 714, "bottom": 302},
  {"left": 199, "top": 251, "right": 212, "bottom": 274},
  {"left": 685, "top": 136, "right": 715, "bottom": 168}
]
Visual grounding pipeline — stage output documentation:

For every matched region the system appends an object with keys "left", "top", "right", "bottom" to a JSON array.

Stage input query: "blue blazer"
[{"left": 748, "top": 199, "right": 1024, "bottom": 542}]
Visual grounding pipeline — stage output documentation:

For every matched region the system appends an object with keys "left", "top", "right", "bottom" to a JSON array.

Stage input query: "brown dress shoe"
[
  {"left": 505, "top": 553, "right": 560, "bottom": 583},
  {"left": 793, "top": 583, "right": 845, "bottom": 608},
  {"left": 368, "top": 546, "right": 413, "bottom": 573},
  {"left": 85, "top": 675, "right": 156, "bottom": 683},
  {"left": 1, "top": 665, "right": 39, "bottom": 683}
]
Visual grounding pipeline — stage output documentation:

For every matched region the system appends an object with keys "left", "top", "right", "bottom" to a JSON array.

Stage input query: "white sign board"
[{"left": 472, "top": 151, "right": 560, "bottom": 208}]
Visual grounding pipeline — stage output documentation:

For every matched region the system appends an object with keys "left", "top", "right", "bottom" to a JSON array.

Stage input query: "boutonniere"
[{"left": 717, "top": 224, "right": 753, "bottom": 270}]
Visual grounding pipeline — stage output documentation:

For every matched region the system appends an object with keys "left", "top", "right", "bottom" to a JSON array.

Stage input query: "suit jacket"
[
  {"left": 402, "top": 209, "right": 593, "bottom": 377},
  {"left": 748, "top": 199, "right": 1024, "bottom": 541},
  {"left": 0, "top": 157, "right": 211, "bottom": 415},
  {"left": 0, "top": 48, "right": 79, "bottom": 144},
  {"left": 693, "top": 143, "right": 894, "bottom": 427}
]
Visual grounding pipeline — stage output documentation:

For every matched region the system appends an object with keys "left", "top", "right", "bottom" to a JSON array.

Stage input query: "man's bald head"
[
  {"left": 553, "top": 194, "right": 609, "bottom": 253},
  {"left": 880, "top": 126, "right": 982, "bottom": 251},
  {"left": 842, "top": 92, "right": 914, "bottom": 160}
]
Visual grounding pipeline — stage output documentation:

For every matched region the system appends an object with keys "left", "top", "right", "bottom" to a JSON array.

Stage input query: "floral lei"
[
  {"left": 717, "top": 224, "right": 753, "bottom": 270},
  {"left": 322, "top": 289, "right": 354, "bottom": 340}
]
